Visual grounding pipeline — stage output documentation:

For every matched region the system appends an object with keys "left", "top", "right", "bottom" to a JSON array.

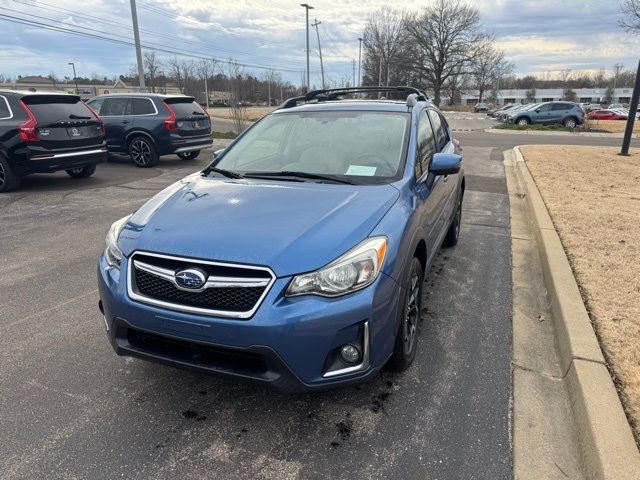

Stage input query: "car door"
[
  {"left": 533, "top": 103, "right": 554, "bottom": 124},
  {"left": 413, "top": 109, "right": 446, "bottom": 257},
  {"left": 428, "top": 109, "right": 457, "bottom": 238},
  {"left": 98, "top": 97, "right": 133, "bottom": 152}
]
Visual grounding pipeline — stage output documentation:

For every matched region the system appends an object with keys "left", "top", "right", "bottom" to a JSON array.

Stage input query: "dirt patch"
[
  {"left": 207, "top": 107, "right": 275, "bottom": 121},
  {"left": 520, "top": 145, "right": 640, "bottom": 443},
  {"left": 587, "top": 119, "right": 640, "bottom": 133}
]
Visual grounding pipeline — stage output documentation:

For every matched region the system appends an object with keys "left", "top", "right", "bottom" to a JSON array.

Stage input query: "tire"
[
  {"left": 128, "top": 136, "right": 158, "bottom": 168},
  {"left": 0, "top": 154, "right": 21, "bottom": 193},
  {"left": 177, "top": 150, "right": 200, "bottom": 161},
  {"left": 517, "top": 117, "right": 529, "bottom": 126},
  {"left": 65, "top": 164, "right": 96, "bottom": 178},
  {"left": 563, "top": 117, "right": 577, "bottom": 128},
  {"left": 443, "top": 190, "right": 463, "bottom": 247},
  {"left": 391, "top": 257, "right": 424, "bottom": 371}
]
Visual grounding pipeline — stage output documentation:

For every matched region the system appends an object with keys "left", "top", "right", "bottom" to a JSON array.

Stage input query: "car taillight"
[
  {"left": 163, "top": 102, "right": 177, "bottom": 131},
  {"left": 18, "top": 100, "right": 39, "bottom": 142},
  {"left": 83, "top": 100, "right": 106, "bottom": 137}
]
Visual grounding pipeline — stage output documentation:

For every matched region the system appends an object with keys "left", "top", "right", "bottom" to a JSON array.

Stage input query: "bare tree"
[
  {"left": 168, "top": 56, "right": 184, "bottom": 93},
  {"left": 362, "top": 7, "right": 407, "bottom": 87},
  {"left": 143, "top": 50, "right": 162, "bottom": 93},
  {"left": 227, "top": 61, "right": 248, "bottom": 134},
  {"left": 471, "top": 46, "right": 514, "bottom": 103},
  {"left": 620, "top": 0, "right": 640, "bottom": 34},
  {"left": 405, "top": 0, "right": 490, "bottom": 105},
  {"left": 197, "top": 59, "right": 217, "bottom": 107}
]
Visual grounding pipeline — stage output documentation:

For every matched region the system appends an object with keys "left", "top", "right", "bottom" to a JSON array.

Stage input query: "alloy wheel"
[
  {"left": 455, "top": 197, "right": 462, "bottom": 238},
  {"left": 404, "top": 272, "right": 420, "bottom": 355},
  {"left": 131, "top": 139, "right": 151, "bottom": 166},
  {"left": 67, "top": 168, "right": 83, "bottom": 175},
  {"left": 0, "top": 162, "right": 5, "bottom": 187}
]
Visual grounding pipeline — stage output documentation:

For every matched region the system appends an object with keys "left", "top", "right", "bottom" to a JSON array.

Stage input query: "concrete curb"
[
  {"left": 486, "top": 128, "right": 639, "bottom": 138},
  {"left": 511, "top": 146, "right": 640, "bottom": 479}
]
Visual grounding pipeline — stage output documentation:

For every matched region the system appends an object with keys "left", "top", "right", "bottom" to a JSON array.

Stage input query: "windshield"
[{"left": 213, "top": 110, "right": 410, "bottom": 184}]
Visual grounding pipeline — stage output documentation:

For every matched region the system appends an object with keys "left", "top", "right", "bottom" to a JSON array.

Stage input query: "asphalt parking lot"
[{"left": 0, "top": 119, "right": 637, "bottom": 479}]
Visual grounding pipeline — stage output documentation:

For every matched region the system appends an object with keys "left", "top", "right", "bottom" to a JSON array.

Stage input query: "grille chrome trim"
[{"left": 127, "top": 251, "right": 276, "bottom": 319}]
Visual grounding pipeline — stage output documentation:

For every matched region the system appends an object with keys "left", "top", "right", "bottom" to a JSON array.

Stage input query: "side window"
[
  {"left": 0, "top": 96, "right": 11, "bottom": 119},
  {"left": 87, "top": 98, "right": 104, "bottom": 115},
  {"left": 132, "top": 98, "right": 155, "bottom": 115},
  {"left": 553, "top": 103, "right": 569, "bottom": 111},
  {"left": 428, "top": 109, "right": 450, "bottom": 151},
  {"left": 538, "top": 104, "right": 553, "bottom": 112},
  {"left": 415, "top": 110, "right": 436, "bottom": 178},
  {"left": 102, "top": 97, "right": 131, "bottom": 116}
]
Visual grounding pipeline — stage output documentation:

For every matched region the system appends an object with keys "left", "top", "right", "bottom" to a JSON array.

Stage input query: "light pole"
[
  {"left": 68, "top": 62, "right": 78, "bottom": 94},
  {"left": 300, "top": 3, "right": 314, "bottom": 91},
  {"left": 129, "top": 0, "right": 146, "bottom": 91},
  {"left": 311, "top": 19, "right": 324, "bottom": 89},
  {"left": 357, "top": 37, "right": 363, "bottom": 87}
]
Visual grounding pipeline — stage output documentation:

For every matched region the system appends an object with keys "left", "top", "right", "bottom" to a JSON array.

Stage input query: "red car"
[{"left": 587, "top": 109, "right": 627, "bottom": 120}]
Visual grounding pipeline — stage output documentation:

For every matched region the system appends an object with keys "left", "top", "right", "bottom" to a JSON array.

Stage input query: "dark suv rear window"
[
  {"left": 23, "top": 96, "right": 94, "bottom": 123},
  {"left": 165, "top": 98, "right": 205, "bottom": 117},
  {"left": 0, "top": 96, "right": 11, "bottom": 118}
]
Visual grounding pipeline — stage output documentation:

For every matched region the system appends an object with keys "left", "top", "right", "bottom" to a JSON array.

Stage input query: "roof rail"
[{"left": 278, "top": 86, "right": 429, "bottom": 109}]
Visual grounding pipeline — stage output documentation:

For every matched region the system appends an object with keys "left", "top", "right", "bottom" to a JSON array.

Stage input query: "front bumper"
[{"left": 98, "top": 254, "right": 401, "bottom": 392}]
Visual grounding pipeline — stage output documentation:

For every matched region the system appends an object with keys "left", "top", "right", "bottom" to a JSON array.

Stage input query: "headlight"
[
  {"left": 286, "top": 237, "right": 387, "bottom": 297},
  {"left": 105, "top": 215, "right": 131, "bottom": 268}
]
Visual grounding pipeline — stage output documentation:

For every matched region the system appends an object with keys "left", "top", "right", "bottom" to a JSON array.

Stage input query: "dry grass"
[
  {"left": 207, "top": 107, "right": 275, "bottom": 121},
  {"left": 521, "top": 145, "right": 640, "bottom": 442},
  {"left": 586, "top": 119, "right": 640, "bottom": 133}
]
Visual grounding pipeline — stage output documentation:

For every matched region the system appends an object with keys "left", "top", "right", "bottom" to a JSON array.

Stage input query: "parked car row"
[
  {"left": 489, "top": 101, "right": 584, "bottom": 128},
  {"left": 0, "top": 91, "right": 212, "bottom": 192},
  {"left": 587, "top": 108, "right": 640, "bottom": 121}
]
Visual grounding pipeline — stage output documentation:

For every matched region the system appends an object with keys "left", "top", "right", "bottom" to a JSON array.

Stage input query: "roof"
[
  {"left": 16, "top": 76, "right": 55, "bottom": 85},
  {"left": 272, "top": 100, "right": 414, "bottom": 114},
  {"left": 90, "top": 92, "right": 193, "bottom": 99},
  {"left": 0, "top": 89, "right": 77, "bottom": 97}
]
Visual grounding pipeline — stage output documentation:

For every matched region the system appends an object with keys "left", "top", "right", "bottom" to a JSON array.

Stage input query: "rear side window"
[
  {"left": 553, "top": 103, "right": 570, "bottom": 111},
  {"left": 415, "top": 110, "right": 436, "bottom": 178},
  {"left": 165, "top": 98, "right": 205, "bottom": 117},
  {"left": 428, "top": 110, "right": 450, "bottom": 151},
  {"left": 0, "top": 96, "right": 11, "bottom": 119},
  {"left": 101, "top": 97, "right": 132, "bottom": 116},
  {"left": 132, "top": 98, "right": 156, "bottom": 115},
  {"left": 22, "top": 96, "right": 94, "bottom": 123}
]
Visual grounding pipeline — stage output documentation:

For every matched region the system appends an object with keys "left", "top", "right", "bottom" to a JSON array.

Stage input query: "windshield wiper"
[
  {"left": 243, "top": 171, "right": 354, "bottom": 185},
  {"left": 202, "top": 166, "right": 243, "bottom": 179},
  {"left": 69, "top": 114, "right": 91, "bottom": 119}
]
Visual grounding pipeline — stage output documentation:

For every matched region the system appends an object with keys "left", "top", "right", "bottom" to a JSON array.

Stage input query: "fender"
[{"left": 125, "top": 129, "right": 156, "bottom": 147}]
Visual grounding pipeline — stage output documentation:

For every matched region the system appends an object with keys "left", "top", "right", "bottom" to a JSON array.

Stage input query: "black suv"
[
  {"left": 86, "top": 94, "right": 213, "bottom": 167},
  {"left": 0, "top": 91, "right": 107, "bottom": 192}
]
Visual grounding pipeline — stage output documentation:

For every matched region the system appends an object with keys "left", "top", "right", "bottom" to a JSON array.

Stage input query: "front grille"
[
  {"left": 128, "top": 252, "right": 274, "bottom": 317},
  {"left": 126, "top": 328, "right": 268, "bottom": 375}
]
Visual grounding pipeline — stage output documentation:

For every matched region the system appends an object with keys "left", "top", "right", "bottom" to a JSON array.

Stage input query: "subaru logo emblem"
[{"left": 174, "top": 268, "right": 207, "bottom": 289}]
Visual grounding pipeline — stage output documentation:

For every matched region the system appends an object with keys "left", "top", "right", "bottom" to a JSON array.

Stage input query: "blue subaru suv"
[
  {"left": 97, "top": 87, "right": 465, "bottom": 392},
  {"left": 87, "top": 94, "right": 212, "bottom": 167}
]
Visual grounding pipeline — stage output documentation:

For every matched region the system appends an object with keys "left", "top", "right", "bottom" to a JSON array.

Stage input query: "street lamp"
[
  {"left": 300, "top": 3, "right": 314, "bottom": 91},
  {"left": 357, "top": 37, "right": 363, "bottom": 87},
  {"left": 68, "top": 62, "right": 78, "bottom": 94}
]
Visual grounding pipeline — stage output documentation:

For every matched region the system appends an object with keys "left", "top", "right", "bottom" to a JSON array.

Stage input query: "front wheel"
[
  {"left": 177, "top": 151, "right": 200, "bottom": 161},
  {"left": 0, "top": 154, "right": 21, "bottom": 192},
  {"left": 66, "top": 165, "right": 96, "bottom": 178},
  {"left": 391, "top": 257, "right": 424, "bottom": 371},
  {"left": 129, "top": 137, "right": 158, "bottom": 168},
  {"left": 517, "top": 117, "right": 529, "bottom": 126},
  {"left": 564, "top": 117, "right": 577, "bottom": 128}
]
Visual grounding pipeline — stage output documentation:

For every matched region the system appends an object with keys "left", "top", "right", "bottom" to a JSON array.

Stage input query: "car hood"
[{"left": 119, "top": 174, "right": 399, "bottom": 277}]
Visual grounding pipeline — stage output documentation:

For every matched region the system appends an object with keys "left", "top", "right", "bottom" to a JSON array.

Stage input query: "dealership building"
[{"left": 457, "top": 87, "right": 635, "bottom": 106}]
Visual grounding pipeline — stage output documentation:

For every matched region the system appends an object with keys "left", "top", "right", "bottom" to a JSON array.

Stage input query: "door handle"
[
  {"left": 121, "top": 120, "right": 130, "bottom": 124},
  {"left": 443, "top": 175, "right": 449, "bottom": 182}
]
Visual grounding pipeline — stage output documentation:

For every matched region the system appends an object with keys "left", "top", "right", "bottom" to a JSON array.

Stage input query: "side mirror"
[
  {"left": 212, "top": 148, "right": 225, "bottom": 159},
  {"left": 535, "top": 109, "right": 541, "bottom": 113},
  {"left": 429, "top": 153, "right": 462, "bottom": 176}
]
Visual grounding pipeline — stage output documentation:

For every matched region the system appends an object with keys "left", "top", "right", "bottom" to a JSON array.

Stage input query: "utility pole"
[
  {"left": 620, "top": 59, "right": 640, "bottom": 156},
  {"left": 311, "top": 19, "right": 325, "bottom": 89},
  {"left": 357, "top": 37, "right": 363, "bottom": 86},
  {"left": 129, "top": 0, "right": 146, "bottom": 91},
  {"left": 613, "top": 62, "right": 624, "bottom": 102},
  {"left": 300, "top": 4, "right": 314, "bottom": 91},
  {"left": 204, "top": 65, "right": 209, "bottom": 109},
  {"left": 68, "top": 62, "right": 78, "bottom": 94}
]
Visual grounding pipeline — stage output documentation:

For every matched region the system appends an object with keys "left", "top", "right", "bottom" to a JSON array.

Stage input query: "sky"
[{"left": 0, "top": 0, "right": 637, "bottom": 87}]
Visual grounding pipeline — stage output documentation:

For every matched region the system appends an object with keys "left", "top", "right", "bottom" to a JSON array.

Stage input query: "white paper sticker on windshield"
[{"left": 346, "top": 165, "right": 377, "bottom": 176}]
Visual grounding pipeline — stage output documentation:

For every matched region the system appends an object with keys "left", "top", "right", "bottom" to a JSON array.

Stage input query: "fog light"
[{"left": 340, "top": 344, "right": 361, "bottom": 364}]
